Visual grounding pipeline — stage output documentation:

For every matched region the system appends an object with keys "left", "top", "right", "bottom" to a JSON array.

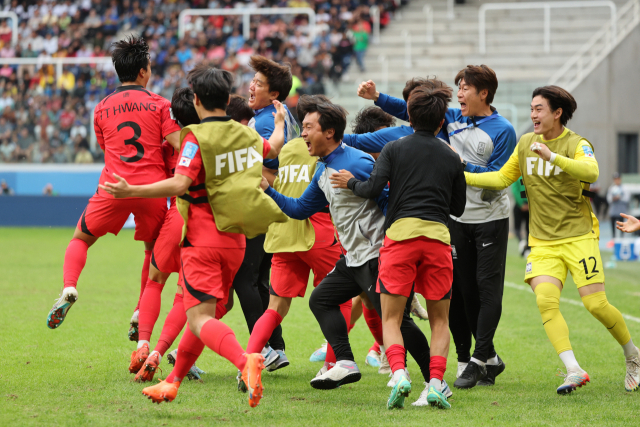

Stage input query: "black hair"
[
  {"left": 298, "top": 95, "right": 347, "bottom": 142},
  {"left": 352, "top": 107, "right": 396, "bottom": 134},
  {"left": 532, "top": 85, "right": 577, "bottom": 126},
  {"left": 111, "top": 35, "right": 150, "bottom": 83},
  {"left": 249, "top": 55, "right": 293, "bottom": 102},
  {"left": 454, "top": 65, "right": 498, "bottom": 105},
  {"left": 171, "top": 87, "right": 200, "bottom": 127},
  {"left": 408, "top": 86, "right": 453, "bottom": 132},
  {"left": 226, "top": 95, "right": 255, "bottom": 123},
  {"left": 187, "top": 65, "right": 234, "bottom": 112}
]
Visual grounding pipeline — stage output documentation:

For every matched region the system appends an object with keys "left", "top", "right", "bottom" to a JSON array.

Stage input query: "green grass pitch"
[{"left": 1, "top": 228, "right": 639, "bottom": 426}]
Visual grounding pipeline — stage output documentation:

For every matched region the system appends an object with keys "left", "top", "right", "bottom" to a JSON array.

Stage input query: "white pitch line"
[{"left": 504, "top": 281, "right": 640, "bottom": 324}]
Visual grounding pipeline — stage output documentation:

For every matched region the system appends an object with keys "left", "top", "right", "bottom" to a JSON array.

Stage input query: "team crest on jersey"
[
  {"left": 182, "top": 142, "right": 198, "bottom": 159},
  {"left": 582, "top": 145, "right": 594, "bottom": 158},
  {"left": 526, "top": 262, "right": 532, "bottom": 274},
  {"left": 179, "top": 157, "right": 191, "bottom": 167},
  {"left": 451, "top": 245, "right": 457, "bottom": 259},
  {"left": 477, "top": 142, "right": 486, "bottom": 155}
]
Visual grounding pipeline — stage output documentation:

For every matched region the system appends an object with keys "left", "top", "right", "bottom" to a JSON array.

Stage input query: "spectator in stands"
[
  {"left": 352, "top": 20, "right": 369, "bottom": 72},
  {"left": 607, "top": 173, "right": 631, "bottom": 241},
  {"left": 74, "top": 138, "right": 93, "bottom": 164},
  {"left": 0, "top": 179, "right": 14, "bottom": 195}
]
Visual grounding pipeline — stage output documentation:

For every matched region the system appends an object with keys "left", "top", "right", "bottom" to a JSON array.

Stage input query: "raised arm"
[
  {"left": 264, "top": 101, "right": 286, "bottom": 159},
  {"left": 342, "top": 125, "right": 412, "bottom": 153},
  {"left": 357, "top": 80, "right": 409, "bottom": 121},
  {"left": 543, "top": 140, "right": 599, "bottom": 183}
]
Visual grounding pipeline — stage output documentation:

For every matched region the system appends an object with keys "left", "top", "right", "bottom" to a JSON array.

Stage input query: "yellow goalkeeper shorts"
[{"left": 524, "top": 237, "right": 605, "bottom": 288}]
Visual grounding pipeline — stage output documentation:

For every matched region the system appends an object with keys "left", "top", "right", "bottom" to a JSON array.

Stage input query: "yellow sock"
[
  {"left": 534, "top": 282, "right": 572, "bottom": 354},
  {"left": 581, "top": 291, "right": 631, "bottom": 346}
]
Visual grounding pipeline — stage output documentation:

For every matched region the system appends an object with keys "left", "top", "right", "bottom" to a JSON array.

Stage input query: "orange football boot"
[
  {"left": 142, "top": 380, "right": 180, "bottom": 404},
  {"left": 241, "top": 353, "right": 266, "bottom": 408},
  {"left": 135, "top": 351, "right": 161, "bottom": 382},
  {"left": 129, "top": 343, "right": 150, "bottom": 373}
]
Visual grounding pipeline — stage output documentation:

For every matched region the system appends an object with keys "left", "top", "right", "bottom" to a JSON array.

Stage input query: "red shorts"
[
  {"left": 78, "top": 194, "right": 167, "bottom": 242},
  {"left": 180, "top": 246, "right": 244, "bottom": 311},
  {"left": 378, "top": 236, "right": 453, "bottom": 300},
  {"left": 270, "top": 244, "right": 342, "bottom": 298},
  {"left": 151, "top": 205, "right": 183, "bottom": 274}
]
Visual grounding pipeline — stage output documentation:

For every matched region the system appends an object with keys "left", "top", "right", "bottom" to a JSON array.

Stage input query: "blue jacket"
[
  {"left": 374, "top": 92, "right": 517, "bottom": 223},
  {"left": 250, "top": 103, "right": 299, "bottom": 170},
  {"left": 265, "top": 143, "right": 388, "bottom": 266}
]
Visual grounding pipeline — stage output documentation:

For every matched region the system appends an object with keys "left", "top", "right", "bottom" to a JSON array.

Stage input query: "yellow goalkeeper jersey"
[{"left": 465, "top": 128, "right": 600, "bottom": 246}]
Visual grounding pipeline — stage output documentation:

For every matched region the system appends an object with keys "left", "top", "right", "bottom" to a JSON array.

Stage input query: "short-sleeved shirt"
[
  {"left": 162, "top": 140, "right": 179, "bottom": 206},
  {"left": 175, "top": 128, "right": 272, "bottom": 248},
  {"left": 94, "top": 85, "right": 180, "bottom": 197}
]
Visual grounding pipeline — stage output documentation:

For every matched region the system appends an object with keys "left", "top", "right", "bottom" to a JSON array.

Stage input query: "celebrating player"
[
  {"left": 100, "top": 65, "right": 289, "bottom": 407},
  {"left": 261, "top": 97, "right": 435, "bottom": 398},
  {"left": 358, "top": 70, "right": 515, "bottom": 388},
  {"left": 465, "top": 85, "right": 640, "bottom": 394},
  {"left": 331, "top": 85, "right": 466, "bottom": 409},
  {"left": 231, "top": 55, "right": 300, "bottom": 371},
  {"left": 47, "top": 36, "right": 181, "bottom": 330}
]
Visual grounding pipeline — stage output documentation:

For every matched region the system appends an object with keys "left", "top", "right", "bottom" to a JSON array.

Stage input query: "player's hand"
[
  {"left": 99, "top": 173, "right": 133, "bottom": 198},
  {"left": 330, "top": 169, "right": 354, "bottom": 189},
  {"left": 616, "top": 213, "right": 640, "bottom": 233},
  {"left": 260, "top": 175, "right": 269, "bottom": 191},
  {"left": 357, "top": 80, "right": 379, "bottom": 101},
  {"left": 272, "top": 100, "right": 285, "bottom": 126},
  {"left": 530, "top": 142, "right": 552, "bottom": 161}
]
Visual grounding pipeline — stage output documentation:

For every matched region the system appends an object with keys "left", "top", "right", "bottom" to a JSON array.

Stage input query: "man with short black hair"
[{"left": 47, "top": 35, "right": 182, "bottom": 331}]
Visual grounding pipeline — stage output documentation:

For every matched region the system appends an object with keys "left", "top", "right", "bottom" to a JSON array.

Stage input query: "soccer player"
[
  {"left": 231, "top": 55, "right": 300, "bottom": 371},
  {"left": 465, "top": 85, "right": 640, "bottom": 394},
  {"left": 100, "top": 65, "right": 289, "bottom": 407},
  {"left": 261, "top": 98, "right": 435, "bottom": 396},
  {"left": 358, "top": 69, "right": 516, "bottom": 388},
  {"left": 47, "top": 36, "right": 181, "bottom": 330},
  {"left": 331, "top": 85, "right": 466, "bottom": 409},
  {"left": 243, "top": 95, "right": 351, "bottom": 385}
]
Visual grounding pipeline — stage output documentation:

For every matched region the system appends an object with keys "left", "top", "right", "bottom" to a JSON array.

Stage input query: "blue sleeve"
[
  {"left": 342, "top": 126, "right": 412, "bottom": 153},
  {"left": 256, "top": 113, "right": 278, "bottom": 169},
  {"left": 264, "top": 169, "right": 328, "bottom": 220},
  {"left": 465, "top": 125, "right": 517, "bottom": 173},
  {"left": 375, "top": 185, "right": 389, "bottom": 216},
  {"left": 436, "top": 109, "right": 458, "bottom": 143},
  {"left": 375, "top": 93, "right": 409, "bottom": 122}
]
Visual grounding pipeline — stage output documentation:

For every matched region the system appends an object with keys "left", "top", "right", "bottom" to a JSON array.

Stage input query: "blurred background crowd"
[{"left": 0, "top": 0, "right": 400, "bottom": 164}]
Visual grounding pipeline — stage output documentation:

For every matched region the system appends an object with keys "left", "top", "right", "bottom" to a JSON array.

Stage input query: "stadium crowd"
[{"left": 0, "top": 0, "right": 398, "bottom": 164}]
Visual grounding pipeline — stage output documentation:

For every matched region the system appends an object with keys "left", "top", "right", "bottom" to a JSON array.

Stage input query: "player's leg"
[
  {"left": 258, "top": 252, "right": 286, "bottom": 359},
  {"left": 130, "top": 242, "right": 153, "bottom": 341},
  {"left": 567, "top": 239, "right": 640, "bottom": 391},
  {"left": 360, "top": 293, "right": 384, "bottom": 368},
  {"left": 457, "top": 219, "right": 509, "bottom": 388},
  {"left": 424, "top": 299, "right": 451, "bottom": 409},
  {"left": 379, "top": 292, "right": 411, "bottom": 409},
  {"left": 48, "top": 196, "right": 130, "bottom": 329},
  {"left": 246, "top": 295, "right": 291, "bottom": 354},
  {"left": 448, "top": 219, "right": 474, "bottom": 377},
  {"left": 308, "top": 257, "right": 363, "bottom": 389}
]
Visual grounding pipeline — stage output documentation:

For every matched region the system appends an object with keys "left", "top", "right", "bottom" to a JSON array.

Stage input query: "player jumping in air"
[
  {"left": 47, "top": 36, "right": 182, "bottom": 330},
  {"left": 465, "top": 85, "right": 640, "bottom": 394},
  {"left": 100, "top": 65, "right": 288, "bottom": 407},
  {"left": 331, "top": 84, "right": 466, "bottom": 409}
]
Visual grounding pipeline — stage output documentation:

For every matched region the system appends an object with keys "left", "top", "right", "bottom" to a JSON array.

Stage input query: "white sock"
[
  {"left": 486, "top": 355, "right": 499, "bottom": 365},
  {"left": 622, "top": 339, "right": 637, "bottom": 358},
  {"left": 429, "top": 377, "right": 443, "bottom": 391},
  {"left": 559, "top": 350, "right": 583, "bottom": 371},
  {"left": 392, "top": 368, "right": 406, "bottom": 382},
  {"left": 137, "top": 340, "right": 150, "bottom": 349},
  {"left": 470, "top": 357, "right": 486, "bottom": 367},
  {"left": 149, "top": 350, "right": 162, "bottom": 363}
]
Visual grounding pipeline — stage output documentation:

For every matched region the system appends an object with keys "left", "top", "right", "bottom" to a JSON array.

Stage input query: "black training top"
[{"left": 347, "top": 130, "right": 467, "bottom": 232}]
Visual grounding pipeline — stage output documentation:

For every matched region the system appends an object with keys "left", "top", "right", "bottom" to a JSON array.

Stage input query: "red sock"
[
  {"left": 369, "top": 342, "right": 381, "bottom": 354},
  {"left": 63, "top": 238, "right": 89, "bottom": 288},
  {"left": 246, "top": 309, "right": 283, "bottom": 354},
  {"left": 155, "top": 293, "right": 187, "bottom": 356},
  {"left": 165, "top": 325, "right": 204, "bottom": 383},
  {"left": 386, "top": 344, "right": 407, "bottom": 373},
  {"left": 199, "top": 319, "right": 247, "bottom": 371},
  {"left": 135, "top": 250, "right": 152, "bottom": 311},
  {"left": 363, "top": 305, "right": 384, "bottom": 345},
  {"left": 215, "top": 300, "right": 228, "bottom": 320},
  {"left": 430, "top": 355, "right": 447, "bottom": 381},
  {"left": 325, "top": 300, "right": 353, "bottom": 369},
  {"left": 138, "top": 279, "right": 164, "bottom": 342}
]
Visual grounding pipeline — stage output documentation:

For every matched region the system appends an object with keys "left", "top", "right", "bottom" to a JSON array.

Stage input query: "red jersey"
[
  {"left": 162, "top": 140, "right": 179, "bottom": 207},
  {"left": 175, "top": 128, "right": 272, "bottom": 248},
  {"left": 94, "top": 85, "right": 180, "bottom": 197}
]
